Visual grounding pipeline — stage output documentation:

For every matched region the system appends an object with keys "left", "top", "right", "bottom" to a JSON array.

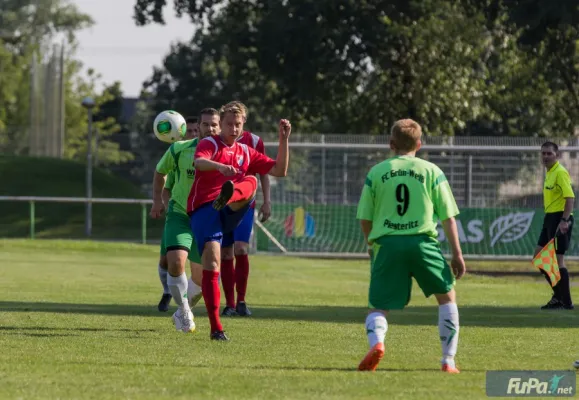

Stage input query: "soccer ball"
[{"left": 153, "top": 110, "right": 187, "bottom": 143}]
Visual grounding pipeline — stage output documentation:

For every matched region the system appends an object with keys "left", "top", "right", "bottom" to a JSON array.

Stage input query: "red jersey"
[
  {"left": 236, "top": 131, "right": 265, "bottom": 155},
  {"left": 187, "top": 136, "right": 276, "bottom": 212}
]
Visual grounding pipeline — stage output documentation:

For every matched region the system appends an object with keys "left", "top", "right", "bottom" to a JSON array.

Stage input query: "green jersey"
[
  {"left": 356, "top": 155, "right": 459, "bottom": 242},
  {"left": 156, "top": 139, "right": 198, "bottom": 215},
  {"left": 164, "top": 171, "right": 175, "bottom": 190}
]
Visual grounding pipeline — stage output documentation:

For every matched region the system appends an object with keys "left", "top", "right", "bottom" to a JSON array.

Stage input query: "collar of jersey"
[{"left": 547, "top": 161, "right": 560, "bottom": 173}]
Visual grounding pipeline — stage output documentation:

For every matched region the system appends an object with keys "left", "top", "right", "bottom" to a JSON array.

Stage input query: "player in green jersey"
[
  {"left": 150, "top": 108, "right": 220, "bottom": 333},
  {"left": 156, "top": 118, "right": 198, "bottom": 312},
  {"left": 356, "top": 119, "right": 466, "bottom": 373}
]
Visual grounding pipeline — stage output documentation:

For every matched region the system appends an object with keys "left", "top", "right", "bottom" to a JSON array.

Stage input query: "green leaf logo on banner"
[{"left": 489, "top": 212, "right": 535, "bottom": 247}]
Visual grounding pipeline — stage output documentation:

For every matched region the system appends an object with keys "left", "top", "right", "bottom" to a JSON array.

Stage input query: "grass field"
[{"left": 1, "top": 239, "right": 578, "bottom": 399}]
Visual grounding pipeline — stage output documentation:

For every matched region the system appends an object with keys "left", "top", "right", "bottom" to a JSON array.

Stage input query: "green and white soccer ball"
[{"left": 153, "top": 110, "right": 187, "bottom": 143}]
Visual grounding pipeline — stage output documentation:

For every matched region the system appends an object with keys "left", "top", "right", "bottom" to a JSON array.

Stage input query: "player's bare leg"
[
  {"left": 435, "top": 290, "right": 460, "bottom": 373},
  {"left": 220, "top": 245, "right": 238, "bottom": 316},
  {"left": 187, "top": 261, "right": 203, "bottom": 308},
  {"left": 358, "top": 309, "right": 387, "bottom": 371},
  {"left": 234, "top": 241, "right": 252, "bottom": 316},
  {"left": 167, "top": 249, "right": 195, "bottom": 333},
  {"left": 157, "top": 254, "right": 172, "bottom": 312},
  {"left": 201, "top": 241, "right": 229, "bottom": 341}
]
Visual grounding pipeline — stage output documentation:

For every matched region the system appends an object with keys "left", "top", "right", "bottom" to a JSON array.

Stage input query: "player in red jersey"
[
  {"left": 219, "top": 101, "right": 271, "bottom": 317},
  {"left": 187, "top": 104, "right": 291, "bottom": 341}
]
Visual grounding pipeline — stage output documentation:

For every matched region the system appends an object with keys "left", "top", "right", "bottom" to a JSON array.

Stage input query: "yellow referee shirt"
[{"left": 543, "top": 161, "right": 575, "bottom": 213}]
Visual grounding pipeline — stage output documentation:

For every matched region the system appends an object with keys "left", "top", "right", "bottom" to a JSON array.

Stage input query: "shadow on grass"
[{"left": 1, "top": 301, "right": 578, "bottom": 328}]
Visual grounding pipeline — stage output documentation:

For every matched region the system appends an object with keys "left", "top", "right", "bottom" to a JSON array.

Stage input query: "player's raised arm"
[{"left": 268, "top": 119, "right": 291, "bottom": 177}]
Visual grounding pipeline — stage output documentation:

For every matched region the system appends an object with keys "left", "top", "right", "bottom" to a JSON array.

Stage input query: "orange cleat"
[
  {"left": 441, "top": 363, "right": 460, "bottom": 374},
  {"left": 357, "top": 343, "right": 385, "bottom": 371}
]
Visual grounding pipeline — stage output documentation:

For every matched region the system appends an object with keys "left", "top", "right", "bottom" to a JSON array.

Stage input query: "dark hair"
[
  {"left": 185, "top": 116, "right": 198, "bottom": 124},
  {"left": 541, "top": 141, "right": 559, "bottom": 152},
  {"left": 199, "top": 108, "right": 219, "bottom": 119}
]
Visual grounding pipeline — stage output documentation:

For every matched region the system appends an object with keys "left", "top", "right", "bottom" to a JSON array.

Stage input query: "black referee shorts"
[{"left": 537, "top": 212, "right": 574, "bottom": 255}]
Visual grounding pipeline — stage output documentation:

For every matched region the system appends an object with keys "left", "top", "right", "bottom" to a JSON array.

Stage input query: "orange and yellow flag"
[{"left": 532, "top": 239, "right": 561, "bottom": 287}]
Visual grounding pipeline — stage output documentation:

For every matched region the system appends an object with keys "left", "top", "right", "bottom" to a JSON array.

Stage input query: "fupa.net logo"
[
  {"left": 486, "top": 370, "right": 576, "bottom": 397},
  {"left": 507, "top": 375, "right": 573, "bottom": 396}
]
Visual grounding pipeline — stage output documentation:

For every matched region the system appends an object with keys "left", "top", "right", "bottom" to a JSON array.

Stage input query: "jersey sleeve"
[
  {"left": 164, "top": 171, "right": 175, "bottom": 190},
  {"left": 155, "top": 145, "right": 176, "bottom": 174},
  {"left": 431, "top": 172, "right": 459, "bottom": 221},
  {"left": 356, "top": 173, "right": 375, "bottom": 221},
  {"left": 194, "top": 139, "right": 215, "bottom": 160},
  {"left": 558, "top": 169, "right": 575, "bottom": 198},
  {"left": 247, "top": 147, "right": 276, "bottom": 175}
]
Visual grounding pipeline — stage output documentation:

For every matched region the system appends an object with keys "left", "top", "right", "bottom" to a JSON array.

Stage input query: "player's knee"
[
  {"left": 221, "top": 246, "right": 234, "bottom": 260},
  {"left": 434, "top": 289, "right": 456, "bottom": 305},
  {"left": 159, "top": 255, "right": 168, "bottom": 269},
  {"left": 234, "top": 242, "right": 249, "bottom": 256}
]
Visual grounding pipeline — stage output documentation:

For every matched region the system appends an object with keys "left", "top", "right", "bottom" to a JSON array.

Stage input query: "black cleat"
[
  {"left": 221, "top": 306, "right": 238, "bottom": 316},
  {"left": 563, "top": 303, "right": 575, "bottom": 310},
  {"left": 541, "top": 297, "right": 564, "bottom": 310},
  {"left": 210, "top": 331, "right": 230, "bottom": 341},
  {"left": 212, "top": 180, "right": 235, "bottom": 211},
  {"left": 236, "top": 301, "right": 252, "bottom": 317},
  {"left": 158, "top": 293, "right": 172, "bottom": 312}
]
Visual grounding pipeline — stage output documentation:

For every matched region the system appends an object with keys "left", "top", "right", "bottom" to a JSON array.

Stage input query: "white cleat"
[{"left": 172, "top": 307, "right": 196, "bottom": 333}]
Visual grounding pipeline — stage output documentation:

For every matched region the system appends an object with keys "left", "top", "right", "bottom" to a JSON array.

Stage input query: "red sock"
[
  {"left": 220, "top": 258, "right": 236, "bottom": 308},
  {"left": 235, "top": 254, "right": 250, "bottom": 303},
  {"left": 228, "top": 176, "right": 257, "bottom": 204},
  {"left": 202, "top": 270, "right": 223, "bottom": 333}
]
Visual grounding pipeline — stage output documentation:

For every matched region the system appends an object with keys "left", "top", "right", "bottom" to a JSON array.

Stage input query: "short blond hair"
[
  {"left": 221, "top": 101, "right": 248, "bottom": 120},
  {"left": 390, "top": 119, "right": 422, "bottom": 152},
  {"left": 219, "top": 105, "right": 244, "bottom": 120}
]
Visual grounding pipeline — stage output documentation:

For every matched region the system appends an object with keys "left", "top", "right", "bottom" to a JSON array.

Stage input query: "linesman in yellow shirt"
[{"left": 535, "top": 142, "right": 574, "bottom": 310}]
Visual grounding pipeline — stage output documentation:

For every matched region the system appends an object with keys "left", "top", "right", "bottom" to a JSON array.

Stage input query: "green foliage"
[
  {"left": 134, "top": 0, "right": 579, "bottom": 137},
  {"left": 0, "top": 0, "right": 132, "bottom": 165}
]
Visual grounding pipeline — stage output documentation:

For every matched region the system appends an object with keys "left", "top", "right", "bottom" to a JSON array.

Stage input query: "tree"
[
  {"left": 0, "top": 0, "right": 133, "bottom": 165},
  {"left": 134, "top": 0, "right": 579, "bottom": 137}
]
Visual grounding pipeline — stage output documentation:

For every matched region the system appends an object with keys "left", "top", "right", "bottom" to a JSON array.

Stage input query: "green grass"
[
  {"left": 1, "top": 239, "right": 578, "bottom": 399},
  {"left": 0, "top": 155, "right": 164, "bottom": 240}
]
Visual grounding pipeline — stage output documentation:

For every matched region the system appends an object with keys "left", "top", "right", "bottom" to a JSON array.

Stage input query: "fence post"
[
  {"left": 29, "top": 200, "right": 35, "bottom": 239},
  {"left": 321, "top": 135, "right": 326, "bottom": 204},
  {"left": 466, "top": 155, "right": 473, "bottom": 207},
  {"left": 141, "top": 203, "right": 147, "bottom": 244}
]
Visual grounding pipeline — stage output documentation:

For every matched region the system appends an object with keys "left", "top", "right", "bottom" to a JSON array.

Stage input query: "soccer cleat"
[
  {"left": 441, "top": 363, "right": 460, "bottom": 374},
  {"left": 541, "top": 297, "right": 565, "bottom": 310},
  {"left": 158, "top": 293, "right": 172, "bottom": 312},
  {"left": 236, "top": 301, "right": 252, "bottom": 317},
  {"left": 357, "top": 343, "right": 385, "bottom": 371},
  {"left": 563, "top": 303, "right": 575, "bottom": 310},
  {"left": 212, "top": 180, "right": 235, "bottom": 211},
  {"left": 221, "top": 306, "right": 238, "bottom": 317},
  {"left": 210, "top": 331, "right": 230, "bottom": 341},
  {"left": 172, "top": 308, "right": 196, "bottom": 333}
]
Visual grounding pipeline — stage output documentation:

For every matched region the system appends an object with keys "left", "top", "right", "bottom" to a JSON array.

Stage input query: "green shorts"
[
  {"left": 368, "top": 234, "right": 455, "bottom": 310},
  {"left": 159, "top": 210, "right": 201, "bottom": 264}
]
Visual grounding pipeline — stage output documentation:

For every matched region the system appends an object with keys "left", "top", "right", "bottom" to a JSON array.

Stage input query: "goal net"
[{"left": 252, "top": 134, "right": 579, "bottom": 260}]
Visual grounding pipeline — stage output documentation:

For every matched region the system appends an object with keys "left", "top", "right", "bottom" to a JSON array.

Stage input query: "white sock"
[
  {"left": 187, "top": 277, "right": 203, "bottom": 307},
  {"left": 365, "top": 312, "right": 387, "bottom": 348},
  {"left": 167, "top": 273, "right": 190, "bottom": 310},
  {"left": 438, "top": 303, "right": 459, "bottom": 367},
  {"left": 158, "top": 265, "right": 170, "bottom": 294}
]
